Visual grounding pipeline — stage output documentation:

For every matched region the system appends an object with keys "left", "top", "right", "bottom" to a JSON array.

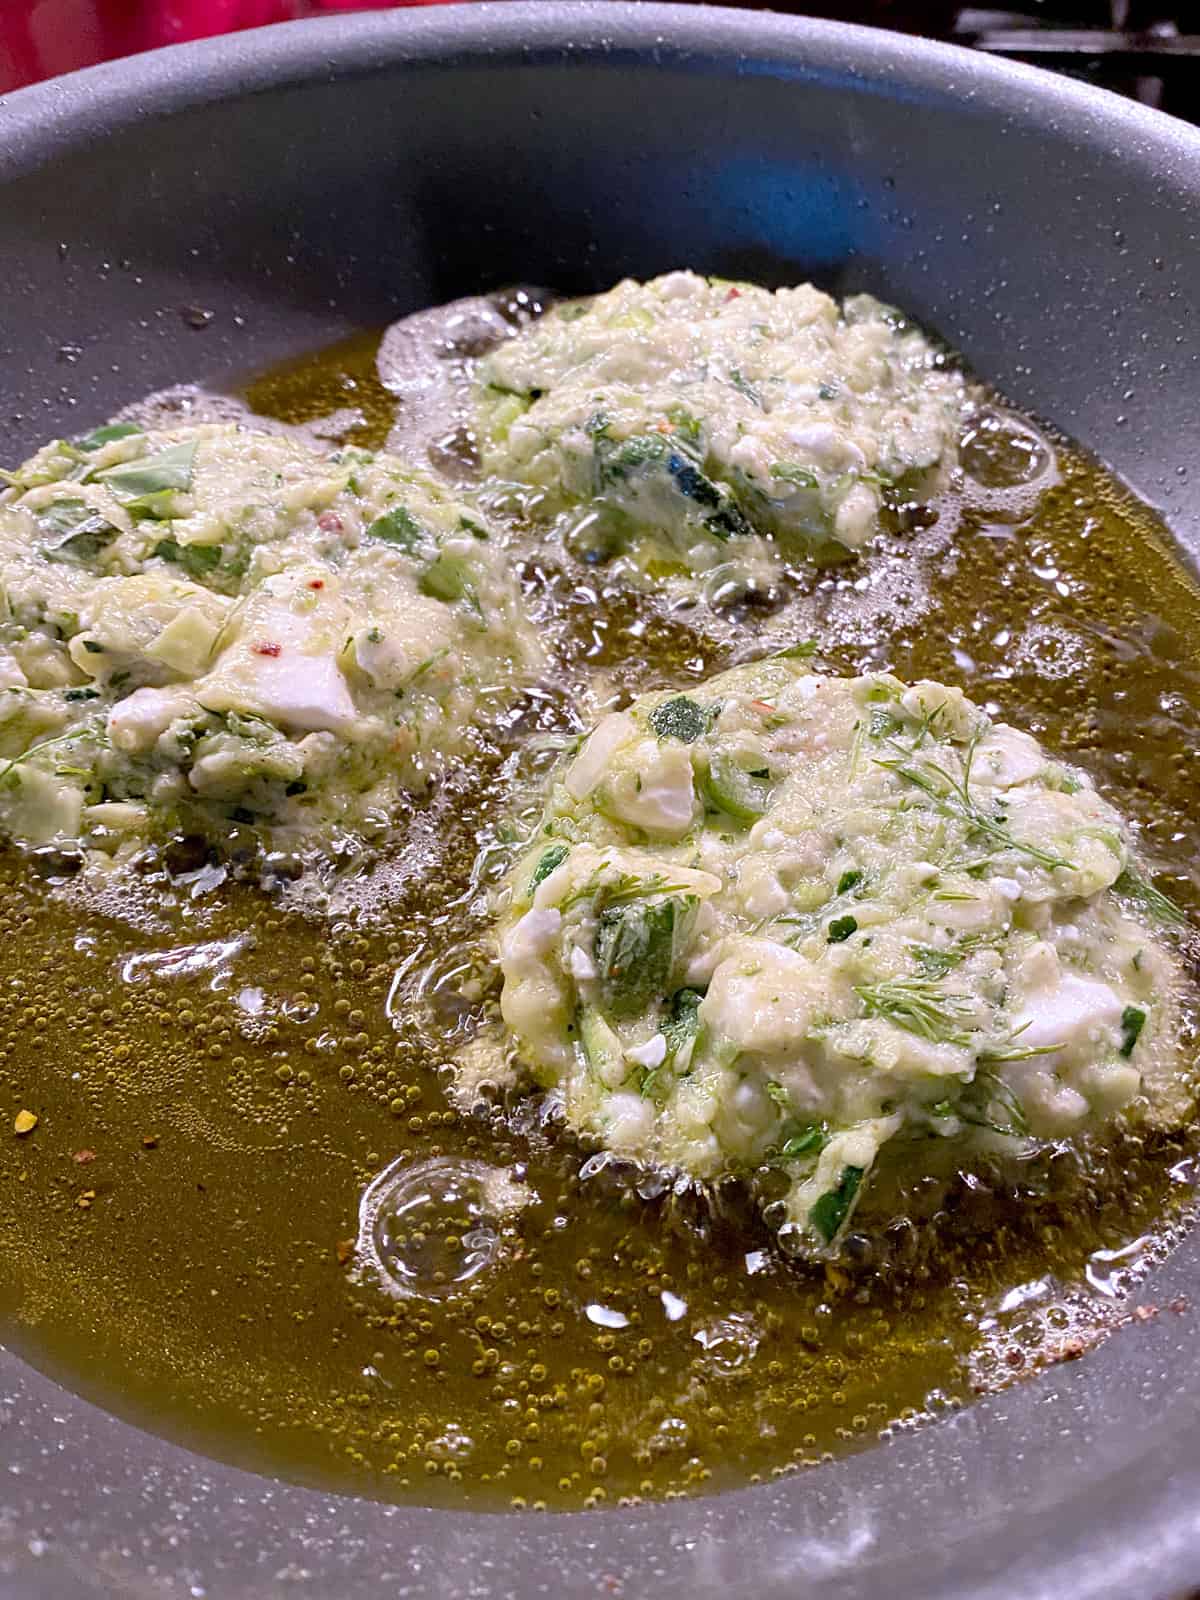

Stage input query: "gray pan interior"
[{"left": 1, "top": 6, "right": 1199, "bottom": 1596}]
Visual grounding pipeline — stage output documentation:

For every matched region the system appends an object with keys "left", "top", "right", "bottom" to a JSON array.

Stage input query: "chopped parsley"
[
  {"left": 1120, "top": 1005, "right": 1147, "bottom": 1059},
  {"left": 36, "top": 500, "right": 120, "bottom": 565},
  {"left": 366, "top": 505, "right": 424, "bottom": 549},
  {"left": 649, "top": 695, "right": 710, "bottom": 744},
  {"left": 809, "top": 1164, "right": 864, "bottom": 1243},
  {"left": 153, "top": 537, "right": 222, "bottom": 578},
  {"left": 594, "top": 895, "right": 697, "bottom": 1019},
  {"left": 530, "top": 842, "right": 569, "bottom": 893}
]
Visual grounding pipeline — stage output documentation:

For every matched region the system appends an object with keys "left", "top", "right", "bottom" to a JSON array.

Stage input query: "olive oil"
[{"left": 1, "top": 330, "right": 1197, "bottom": 1511}]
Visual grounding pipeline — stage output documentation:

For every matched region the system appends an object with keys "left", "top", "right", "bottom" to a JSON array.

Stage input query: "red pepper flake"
[
  {"left": 307, "top": 578, "right": 325, "bottom": 590},
  {"left": 317, "top": 512, "right": 343, "bottom": 533},
  {"left": 253, "top": 642, "right": 282, "bottom": 657},
  {"left": 750, "top": 699, "right": 776, "bottom": 714},
  {"left": 72, "top": 1149, "right": 96, "bottom": 1165},
  {"left": 726, "top": 287, "right": 741, "bottom": 301},
  {"left": 1053, "top": 1338, "right": 1086, "bottom": 1362}
]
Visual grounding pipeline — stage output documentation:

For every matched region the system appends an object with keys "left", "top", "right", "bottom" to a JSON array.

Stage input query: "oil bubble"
[
  {"left": 1085, "top": 1234, "right": 1155, "bottom": 1299},
  {"left": 960, "top": 409, "right": 1053, "bottom": 492},
  {"left": 354, "top": 1155, "right": 531, "bottom": 1300},
  {"left": 692, "top": 1313, "right": 760, "bottom": 1375}
]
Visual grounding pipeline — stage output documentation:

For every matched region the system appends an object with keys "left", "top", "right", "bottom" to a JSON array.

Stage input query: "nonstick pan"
[{"left": 1, "top": 6, "right": 1199, "bottom": 1597}]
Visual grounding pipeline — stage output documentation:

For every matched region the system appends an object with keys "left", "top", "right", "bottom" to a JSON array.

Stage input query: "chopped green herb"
[
  {"left": 649, "top": 696, "right": 709, "bottom": 744},
  {"left": 773, "top": 1123, "right": 827, "bottom": 1163},
  {"left": 769, "top": 462, "right": 820, "bottom": 491},
  {"left": 808, "top": 1164, "right": 864, "bottom": 1243},
  {"left": 592, "top": 431, "right": 753, "bottom": 542},
  {"left": 727, "top": 367, "right": 763, "bottom": 407},
  {"left": 875, "top": 730, "right": 1077, "bottom": 873},
  {"left": 855, "top": 976, "right": 972, "bottom": 1045},
  {"left": 0, "top": 727, "right": 99, "bottom": 792},
  {"left": 827, "top": 915, "right": 858, "bottom": 943},
  {"left": 772, "top": 640, "right": 818, "bottom": 660},
  {"left": 1114, "top": 867, "right": 1188, "bottom": 927},
  {"left": 763, "top": 1084, "right": 828, "bottom": 1164},
  {"left": 836, "top": 869, "right": 863, "bottom": 896},
  {"left": 1120, "top": 1005, "right": 1147, "bottom": 1059},
  {"left": 77, "top": 422, "right": 142, "bottom": 451},
  {"left": 660, "top": 987, "right": 704, "bottom": 1054},
  {"left": 96, "top": 440, "right": 197, "bottom": 516},
  {"left": 665, "top": 405, "right": 702, "bottom": 443},
  {"left": 366, "top": 506, "right": 424, "bottom": 549},
  {"left": 153, "top": 537, "right": 222, "bottom": 579},
  {"left": 977, "top": 1039, "right": 1062, "bottom": 1065},
  {"left": 593, "top": 431, "right": 669, "bottom": 486},
  {"left": 530, "top": 842, "right": 569, "bottom": 892},
  {"left": 594, "top": 895, "right": 697, "bottom": 1019},
  {"left": 910, "top": 938, "right": 984, "bottom": 978},
  {"left": 956, "top": 1068, "right": 1030, "bottom": 1138},
  {"left": 36, "top": 500, "right": 120, "bottom": 565}
]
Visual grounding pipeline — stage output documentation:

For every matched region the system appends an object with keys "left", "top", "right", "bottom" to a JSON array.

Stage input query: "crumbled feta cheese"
[
  {"left": 493, "top": 655, "right": 1185, "bottom": 1262},
  {"left": 626, "top": 1034, "right": 668, "bottom": 1070},
  {"left": 0, "top": 422, "right": 542, "bottom": 859},
  {"left": 107, "top": 686, "right": 195, "bottom": 754}
]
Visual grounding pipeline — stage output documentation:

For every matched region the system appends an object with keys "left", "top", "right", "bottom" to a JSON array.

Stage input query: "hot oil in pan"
[{"left": 1, "top": 329, "right": 1198, "bottom": 1511}]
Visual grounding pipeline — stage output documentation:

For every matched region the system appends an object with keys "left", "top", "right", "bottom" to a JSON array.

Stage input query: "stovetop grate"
[{"left": 949, "top": 3, "right": 1199, "bottom": 117}]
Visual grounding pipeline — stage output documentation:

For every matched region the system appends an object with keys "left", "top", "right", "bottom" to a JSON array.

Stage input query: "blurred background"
[{"left": 0, "top": 0, "right": 1195, "bottom": 120}]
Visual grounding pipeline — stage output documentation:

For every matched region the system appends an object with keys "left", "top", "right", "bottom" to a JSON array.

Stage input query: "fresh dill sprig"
[
  {"left": 909, "top": 934, "right": 993, "bottom": 978},
  {"left": 561, "top": 868, "right": 698, "bottom": 913},
  {"left": 956, "top": 1068, "right": 1031, "bottom": 1138},
  {"left": 977, "top": 1014, "right": 1064, "bottom": 1066},
  {"left": 906, "top": 702, "right": 946, "bottom": 750},
  {"left": 855, "top": 976, "right": 973, "bottom": 1046},
  {"left": 977, "top": 1040, "right": 1062, "bottom": 1064},
  {"left": 1114, "top": 866, "right": 1188, "bottom": 927},
  {"left": 0, "top": 725, "right": 101, "bottom": 790},
  {"left": 875, "top": 729, "right": 1077, "bottom": 874}
]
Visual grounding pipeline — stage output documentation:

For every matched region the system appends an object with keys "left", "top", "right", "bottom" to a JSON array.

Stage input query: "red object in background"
[
  {"left": 0, "top": 1, "right": 445, "bottom": 93},
  {"left": 0, "top": 0, "right": 965, "bottom": 93}
]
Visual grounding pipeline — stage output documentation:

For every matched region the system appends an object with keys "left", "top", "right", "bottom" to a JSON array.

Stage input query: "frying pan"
[{"left": 1, "top": 6, "right": 1199, "bottom": 1596}]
